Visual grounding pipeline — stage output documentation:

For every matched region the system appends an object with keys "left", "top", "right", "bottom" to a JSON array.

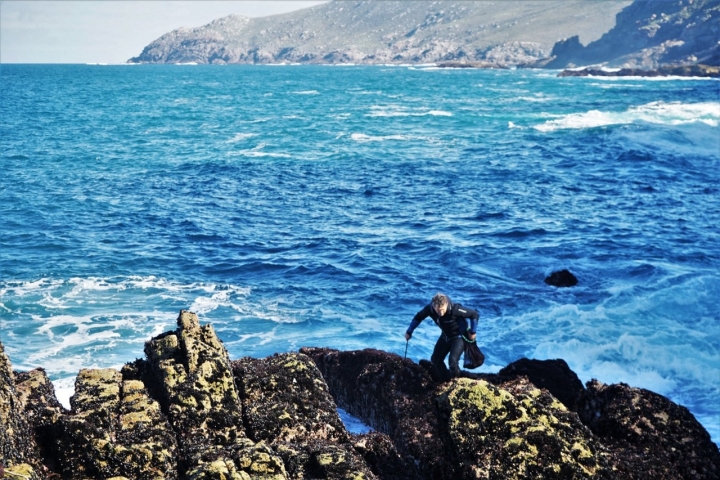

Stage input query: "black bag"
[{"left": 463, "top": 337, "right": 485, "bottom": 369}]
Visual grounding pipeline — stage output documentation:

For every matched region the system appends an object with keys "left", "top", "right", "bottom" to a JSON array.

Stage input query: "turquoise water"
[{"left": 1, "top": 64, "right": 719, "bottom": 443}]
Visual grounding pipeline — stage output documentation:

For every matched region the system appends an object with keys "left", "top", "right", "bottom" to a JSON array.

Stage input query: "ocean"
[{"left": 1, "top": 64, "right": 718, "bottom": 444}]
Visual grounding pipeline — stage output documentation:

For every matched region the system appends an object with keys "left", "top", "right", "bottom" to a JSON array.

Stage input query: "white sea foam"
[
  {"left": 535, "top": 101, "right": 720, "bottom": 131},
  {"left": 366, "top": 106, "right": 452, "bottom": 117},
  {"left": 292, "top": 90, "right": 320, "bottom": 95},
  {"left": 227, "top": 133, "right": 257, "bottom": 143},
  {"left": 350, "top": 133, "right": 417, "bottom": 142}
]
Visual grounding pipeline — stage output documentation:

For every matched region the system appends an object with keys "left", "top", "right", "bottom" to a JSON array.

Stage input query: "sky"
[{"left": 0, "top": 1, "right": 327, "bottom": 64}]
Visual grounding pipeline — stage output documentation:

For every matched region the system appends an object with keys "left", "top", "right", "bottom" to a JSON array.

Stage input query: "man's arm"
[{"left": 406, "top": 304, "right": 432, "bottom": 339}]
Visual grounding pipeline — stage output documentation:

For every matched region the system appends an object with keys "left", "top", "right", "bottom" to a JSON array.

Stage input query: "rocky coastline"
[
  {"left": 2, "top": 311, "right": 719, "bottom": 479},
  {"left": 558, "top": 64, "right": 720, "bottom": 78}
]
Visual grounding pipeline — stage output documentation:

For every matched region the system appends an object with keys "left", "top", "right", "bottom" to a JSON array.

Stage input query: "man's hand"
[
  {"left": 405, "top": 332, "right": 412, "bottom": 341},
  {"left": 467, "top": 332, "right": 476, "bottom": 341}
]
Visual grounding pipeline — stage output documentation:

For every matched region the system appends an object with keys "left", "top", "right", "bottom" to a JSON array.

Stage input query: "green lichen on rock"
[
  {"left": 57, "top": 366, "right": 178, "bottom": 479},
  {"left": 437, "top": 377, "right": 608, "bottom": 479},
  {"left": 185, "top": 440, "right": 287, "bottom": 480},
  {"left": 145, "top": 311, "right": 249, "bottom": 476}
]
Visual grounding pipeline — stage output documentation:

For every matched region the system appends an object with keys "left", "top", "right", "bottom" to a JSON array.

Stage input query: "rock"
[
  {"left": 14, "top": 368, "right": 66, "bottom": 475},
  {"left": 558, "top": 64, "right": 720, "bottom": 77},
  {"left": 55, "top": 367, "right": 178, "bottom": 479},
  {"left": 0, "top": 342, "right": 43, "bottom": 479},
  {"left": 577, "top": 380, "right": 720, "bottom": 479},
  {"left": 351, "top": 432, "right": 410, "bottom": 480},
  {"left": 128, "top": 1, "right": 629, "bottom": 66},
  {"left": 499, "top": 358, "right": 585, "bottom": 411},
  {"left": 2, "top": 311, "right": 719, "bottom": 479},
  {"left": 436, "top": 376, "right": 611, "bottom": 479},
  {"left": 546, "top": 0, "right": 720, "bottom": 69},
  {"left": 544, "top": 269, "right": 578, "bottom": 287},
  {"left": 232, "top": 353, "right": 376, "bottom": 479},
  {"left": 143, "top": 310, "right": 284, "bottom": 478}
]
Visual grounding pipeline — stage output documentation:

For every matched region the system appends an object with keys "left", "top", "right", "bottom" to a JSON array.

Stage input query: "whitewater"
[{"left": 1, "top": 64, "right": 718, "bottom": 444}]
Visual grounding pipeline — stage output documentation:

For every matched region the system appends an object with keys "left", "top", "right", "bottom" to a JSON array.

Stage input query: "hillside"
[
  {"left": 128, "top": 0, "right": 631, "bottom": 65},
  {"left": 547, "top": 0, "right": 720, "bottom": 68}
]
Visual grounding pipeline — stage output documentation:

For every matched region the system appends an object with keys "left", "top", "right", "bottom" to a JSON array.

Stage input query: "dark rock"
[
  {"left": 578, "top": 380, "right": 720, "bottom": 479},
  {"left": 0, "top": 343, "right": 43, "bottom": 479},
  {"left": 545, "top": 269, "right": 578, "bottom": 287},
  {"left": 559, "top": 64, "right": 720, "bottom": 77},
  {"left": 14, "top": 368, "right": 66, "bottom": 476},
  {"left": 3, "top": 311, "right": 719, "bottom": 479},
  {"left": 352, "top": 432, "right": 410, "bottom": 480},
  {"left": 301, "top": 347, "right": 440, "bottom": 478},
  {"left": 232, "top": 352, "right": 376, "bottom": 479},
  {"left": 499, "top": 358, "right": 585, "bottom": 410}
]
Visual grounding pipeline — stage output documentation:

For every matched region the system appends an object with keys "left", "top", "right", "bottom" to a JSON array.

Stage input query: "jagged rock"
[
  {"left": 1, "top": 342, "right": 43, "bottom": 479},
  {"left": 233, "top": 353, "right": 376, "bottom": 479},
  {"left": 577, "top": 380, "right": 720, "bottom": 479},
  {"left": 544, "top": 269, "right": 578, "bottom": 287},
  {"left": 302, "top": 347, "right": 447, "bottom": 479},
  {"left": 498, "top": 358, "right": 585, "bottom": 411},
  {"left": 56, "top": 367, "right": 178, "bottom": 479},
  {"left": 3, "top": 312, "right": 720, "bottom": 480},
  {"left": 14, "top": 368, "right": 66, "bottom": 475},
  {"left": 436, "top": 376, "right": 610, "bottom": 479},
  {"left": 143, "top": 310, "right": 288, "bottom": 479}
]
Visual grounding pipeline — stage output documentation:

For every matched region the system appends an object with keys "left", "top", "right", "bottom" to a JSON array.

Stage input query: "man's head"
[{"left": 432, "top": 292, "right": 450, "bottom": 316}]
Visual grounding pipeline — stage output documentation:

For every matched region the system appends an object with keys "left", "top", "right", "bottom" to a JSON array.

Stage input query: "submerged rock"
[{"left": 2, "top": 310, "right": 719, "bottom": 479}]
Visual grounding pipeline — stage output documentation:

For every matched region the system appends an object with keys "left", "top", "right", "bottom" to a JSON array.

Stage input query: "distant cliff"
[
  {"left": 546, "top": 0, "right": 720, "bottom": 68},
  {"left": 127, "top": 0, "right": 630, "bottom": 66}
]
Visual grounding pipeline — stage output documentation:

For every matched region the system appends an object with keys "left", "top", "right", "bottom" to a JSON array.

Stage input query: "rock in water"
[{"left": 544, "top": 269, "right": 578, "bottom": 287}]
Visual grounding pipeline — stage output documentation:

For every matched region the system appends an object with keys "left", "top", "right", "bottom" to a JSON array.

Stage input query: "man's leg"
[
  {"left": 448, "top": 337, "right": 465, "bottom": 378},
  {"left": 431, "top": 335, "right": 451, "bottom": 382}
]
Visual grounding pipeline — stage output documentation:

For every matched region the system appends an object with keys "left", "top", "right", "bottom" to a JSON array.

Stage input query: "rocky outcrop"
[
  {"left": 1, "top": 343, "right": 43, "bottom": 479},
  {"left": 2, "top": 310, "right": 719, "bottom": 479},
  {"left": 546, "top": 0, "right": 720, "bottom": 68},
  {"left": 558, "top": 64, "right": 720, "bottom": 77},
  {"left": 128, "top": 1, "right": 630, "bottom": 66}
]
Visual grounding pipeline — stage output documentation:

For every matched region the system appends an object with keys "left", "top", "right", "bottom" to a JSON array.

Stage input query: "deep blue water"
[{"left": 1, "top": 64, "right": 718, "bottom": 443}]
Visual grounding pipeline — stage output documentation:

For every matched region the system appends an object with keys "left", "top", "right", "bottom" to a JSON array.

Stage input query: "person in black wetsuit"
[{"left": 405, "top": 292, "right": 479, "bottom": 382}]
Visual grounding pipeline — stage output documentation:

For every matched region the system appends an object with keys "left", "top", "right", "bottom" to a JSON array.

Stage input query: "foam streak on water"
[{"left": 1, "top": 65, "right": 718, "bottom": 444}]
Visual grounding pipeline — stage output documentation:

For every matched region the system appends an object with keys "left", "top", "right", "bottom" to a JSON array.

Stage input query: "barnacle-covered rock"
[
  {"left": 56, "top": 367, "right": 178, "bottom": 479},
  {"left": 301, "top": 347, "right": 441, "bottom": 479},
  {"left": 577, "top": 379, "right": 720, "bottom": 479},
  {"left": 0, "top": 342, "right": 43, "bottom": 479},
  {"left": 234, "top": 353, "right": 375, "bottom": 479},
  {"left": 436, "top": 376, "right": 609, "bottom": 479}
]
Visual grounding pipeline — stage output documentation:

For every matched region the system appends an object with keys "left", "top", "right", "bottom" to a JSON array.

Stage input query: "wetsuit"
[{"left": 406, "top": 301, "right": 479, "bottom": 381}]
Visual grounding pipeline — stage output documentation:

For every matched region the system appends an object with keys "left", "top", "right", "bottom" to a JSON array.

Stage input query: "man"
[{"left": 405, "top": 292, "right": 479, "bottom": 382}]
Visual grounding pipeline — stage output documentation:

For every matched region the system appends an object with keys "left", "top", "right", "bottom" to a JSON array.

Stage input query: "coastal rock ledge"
[{"left": 2, "top": 311, "right": 718, "bottom": 479}]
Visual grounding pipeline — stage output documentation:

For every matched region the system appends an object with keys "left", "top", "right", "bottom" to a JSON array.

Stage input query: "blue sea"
[{"left": 1, "top": 64, "right": 718, "bottom": 444}]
